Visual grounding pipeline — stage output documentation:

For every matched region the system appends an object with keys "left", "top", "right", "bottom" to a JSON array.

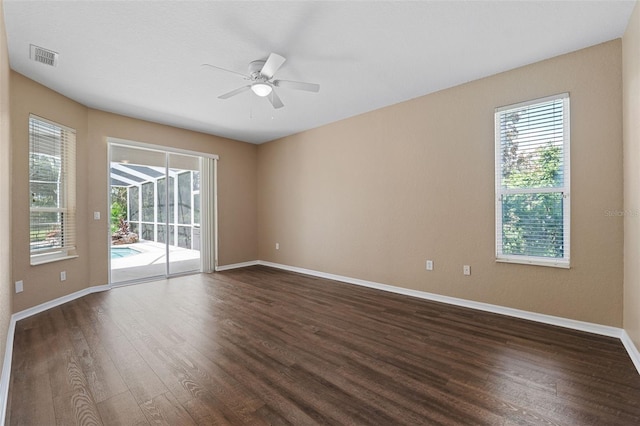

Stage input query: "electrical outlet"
[
  {"left": 60, "top": 271, "right": 66, "bottom": 281},
  {"left": 275, "top": 243, "right": 279, "bottom": 250},
  {"left": 463, "top": 265, "right": 471, "bottom": 276},
  {"left": 426, "top": 260, "right": 433, "bottom": 271},
  {"left": 15, "top": 280, "right": 23, "bottom": 293},
  {"left": 93, "top": 211, "right": 100, "bottom": 220}
]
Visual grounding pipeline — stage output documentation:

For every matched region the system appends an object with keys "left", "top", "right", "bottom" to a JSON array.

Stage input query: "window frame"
[
  {"left": 29, "top": 114, "right": 78, "bottom": 265},
  {"left": 494, "top": 93, "right": 570, "bottom": 268}
]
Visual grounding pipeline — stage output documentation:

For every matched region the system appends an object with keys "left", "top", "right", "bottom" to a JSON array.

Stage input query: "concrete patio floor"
[{"left": 110, "top": 241, "right": 200, "bottom": 284}]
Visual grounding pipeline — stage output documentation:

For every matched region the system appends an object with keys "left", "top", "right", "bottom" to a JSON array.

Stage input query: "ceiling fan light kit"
[
  {"left": 251, "top": 82, "right": 272, "bottom": 97},
  {"left": 203, "top": 52, "right": 320, "bottom": 109}
]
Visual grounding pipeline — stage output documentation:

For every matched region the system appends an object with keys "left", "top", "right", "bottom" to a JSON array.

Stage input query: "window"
[
  {"left": 495, "top": 93, "right": 570, "bottom": 268},
  {"left": 29, "top": 115, "right": 77, "bottom": 264}
]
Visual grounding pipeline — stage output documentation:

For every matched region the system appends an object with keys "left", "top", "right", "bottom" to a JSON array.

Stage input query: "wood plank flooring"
[{"left": 7, "top": 266, "right": 640, "bottom": 425}]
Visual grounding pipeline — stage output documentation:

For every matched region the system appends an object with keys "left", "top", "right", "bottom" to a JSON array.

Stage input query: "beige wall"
[
  {"left": 624, "top": 2, "right": 640, "bottom": 350},
  {"left": 11, "top": 73, "right": 258, "bottom": 312},
  {"left": 258, "top": 40, "right": 624, "bottom": 326},
  {"left": 0, "top": 0, "right": 13, "bottom": 377}
]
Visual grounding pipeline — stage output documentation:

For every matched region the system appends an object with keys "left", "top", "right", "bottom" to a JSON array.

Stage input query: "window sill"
[
  {"left": 31, "top": 254, "right": 78, "bottom": 266},
  {"left": 496, "top": 257, "right": 570, "bottom": 269}
]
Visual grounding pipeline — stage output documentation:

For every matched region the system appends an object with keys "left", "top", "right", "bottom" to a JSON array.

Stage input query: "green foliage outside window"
[
  {"left": 29, "top": 153, "right": 62, "bottom": 245},
  {"left": 500, "top": 107, "right": 565, "bottom": 259},
  {"left": 110, "top": 187, "right": 128, "bottom": 234}
]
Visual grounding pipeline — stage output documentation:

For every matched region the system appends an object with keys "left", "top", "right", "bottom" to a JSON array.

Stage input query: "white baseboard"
[
  {"left": 0, "top": 283, "right": 110, "bottom": 425},
  {"left": 0, "top": 318, "right": 15, "bottom": 426},
  {"left": 258, "top": 261, "right": 622, "bottom": 338},
  {"left": 12, "top": 284, "right": 110, "bottom": 323},
  {"left": 215, "top": 260, "right": 259, "bottom": 271},
  {"left": 257, "top": 260, "right": 639, "bottom": 374},
  {"left": 621, "top": 330, "right": 640, "bottom": 374}
]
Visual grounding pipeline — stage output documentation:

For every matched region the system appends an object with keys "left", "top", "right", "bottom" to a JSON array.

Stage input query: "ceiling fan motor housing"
[{"left": 248, "top": 60, "right": 267, "bottom": 80}]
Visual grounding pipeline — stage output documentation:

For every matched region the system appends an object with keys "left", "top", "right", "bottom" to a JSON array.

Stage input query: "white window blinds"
[
  {"left": 29, "top": 115, "right": 77, "bottom": 262},
  {"left": 495, "top": 94, "right": 570, "bottom": 268}
]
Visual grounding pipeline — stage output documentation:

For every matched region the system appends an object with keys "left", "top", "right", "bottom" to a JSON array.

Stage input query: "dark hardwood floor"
[{"left": 7, "top": 266, "right": 640, "bottom": 425}]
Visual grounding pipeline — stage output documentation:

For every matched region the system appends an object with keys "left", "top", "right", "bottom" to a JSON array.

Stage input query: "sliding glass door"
[
  {"left": 109, "top": 143, "right": 212, "bottom": 285},
  {"left": 167, "top": 152, "right": 201, "bottom": 275}
]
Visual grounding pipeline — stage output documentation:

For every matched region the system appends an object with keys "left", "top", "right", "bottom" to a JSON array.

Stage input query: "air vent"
[{"left": 29, "top": 44, "right": 58, "bottom": 67}]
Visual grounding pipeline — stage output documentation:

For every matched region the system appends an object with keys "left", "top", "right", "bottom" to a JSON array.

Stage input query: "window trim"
[
  {"left": 29, "top": 114, "right": 77, "bottom": 265},
  {"left": 30, "top": 252, "right": 78, "bottom": 266},
  {"left": 495, "top": 93, "right": 570, "bottom": 268}
]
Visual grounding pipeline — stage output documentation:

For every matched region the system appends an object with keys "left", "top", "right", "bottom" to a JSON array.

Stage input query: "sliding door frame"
[{"left": 107, "top": 137, "right": 218, "bottom": 286}]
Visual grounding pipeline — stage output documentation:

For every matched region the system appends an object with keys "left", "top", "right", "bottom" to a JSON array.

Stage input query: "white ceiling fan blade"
[
  {"left": 273, "top": 80, "right": 320, "bottom": 93},
  {"left": 267, "top": 90, "right": 284, "bottom": 109},
  {"left": 218, "top": 85, "right": 251, "bottom": 99},
  {"left": 202, "top": 64, "right": 248, "bottom": 79},
  {"left": 260, "top": 53, "right": 286, "bottom": 79}
]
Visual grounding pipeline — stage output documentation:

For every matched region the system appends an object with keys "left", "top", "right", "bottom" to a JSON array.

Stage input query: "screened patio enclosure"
[{"left": 110, "top": 163, "right": 201, "bottom": 250}]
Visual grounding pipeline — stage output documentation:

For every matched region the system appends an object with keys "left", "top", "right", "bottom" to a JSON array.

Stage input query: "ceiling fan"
[{"left": 202, "top": 53, "right": 320, "bottom": 109}]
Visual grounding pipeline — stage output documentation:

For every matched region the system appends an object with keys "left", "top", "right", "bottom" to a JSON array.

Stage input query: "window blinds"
[
  {"left": 495, "top": 94, "right": 570, "bottom": 267},
  {"left": 29, "top": 115, "right": 77, "bottom": 257}
]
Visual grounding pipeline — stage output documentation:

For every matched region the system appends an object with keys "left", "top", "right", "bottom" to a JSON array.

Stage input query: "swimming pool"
[{"left": 110, "top": 247, "right": 141, "bottom": 259}]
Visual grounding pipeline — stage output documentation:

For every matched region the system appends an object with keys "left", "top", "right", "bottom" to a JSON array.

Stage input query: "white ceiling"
[{"left": 3, "top": 1, "right": 636, "bottom": 144}]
